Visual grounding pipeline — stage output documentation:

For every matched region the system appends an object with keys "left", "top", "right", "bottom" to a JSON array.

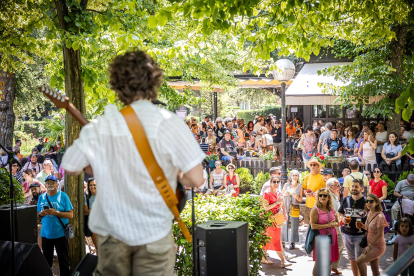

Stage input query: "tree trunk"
[
  {"left": 389, "top": 24, "right": 408, "bottom": 135},
  {"left": 54, "top": 0, "right": 88, "bottom": 270},
  {"left": 0, "top": 72, "right": 15, "bottom": 148}
]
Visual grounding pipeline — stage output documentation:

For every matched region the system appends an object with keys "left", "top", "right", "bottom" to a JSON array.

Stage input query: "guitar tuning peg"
[
  {"left": 41, "top": 85, "right": 45, "bottom": 92},
  {"left": 56, "top": 93, "right": 62, "bottom": 101}
]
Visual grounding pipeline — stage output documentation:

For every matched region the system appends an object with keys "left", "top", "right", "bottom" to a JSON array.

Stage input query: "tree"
[{"left": 0, "top": 72, "right": 15, "bottom": 148}]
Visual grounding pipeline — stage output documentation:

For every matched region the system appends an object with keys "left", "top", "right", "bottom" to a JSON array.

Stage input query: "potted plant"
[
  {"left": 206, "top": 152, "right": 219, "bottom": 167},
  {"left": 260, "top": 151, "right": 275, "bottom": 168},
  {"left": 313, "top": 153, "right": 327, "bottom": 168}
]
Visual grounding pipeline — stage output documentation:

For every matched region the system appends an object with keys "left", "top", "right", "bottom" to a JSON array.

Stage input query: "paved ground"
[{"left": 260, "top": 224, "right": 395, "bottom": 276}]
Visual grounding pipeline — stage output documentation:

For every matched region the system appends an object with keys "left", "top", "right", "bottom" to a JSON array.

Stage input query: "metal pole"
[
  {"left": 192, "top": 188, "right": 197, "bottom": 276},
  {"left": 316, "top": 236, "right": 331, "bottom": 276},
  {"left": 280, "top": 82, "right": 288, "bottom": 190},
  {"left": 213, "top": 92, "right": 218, "bottom": 121},
  {"left": 382, "top": 245, "right": 414, "bottom": 276}
]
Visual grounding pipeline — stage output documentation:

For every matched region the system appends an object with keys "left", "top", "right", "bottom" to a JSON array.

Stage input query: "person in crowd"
[
  {"left": 11, "top": 162, "right": 23, "bottom": 184},
  {"left": 265, "top": 118, "right": 273, "bottom": 133},
  {"left": 391, "top": 174, "right": 414, "bottom": 230},
  {"left": 325, "top": 178, "right": 344, "bottom": 274},
  {"left": 300, "top": 125, "right": 316, "bottom": 162},
  {"left": 363, "top": 170, "right": 372, "bottom": 182},
  {"left": 204, "top": 116, "right": 210, "bottom": 124},
  {"left": 368, "top": 167, "right": 387, "bottom": 201},
  {"left": 36, "top": 137, "right": 44, "bottom": 152},
  {"left": 191, "top": 123, "right": 199, "bottom": 140},
  {"left": 232, "top": 117, "right": 238, "bottom": 129},
  {"left": 260, "top": 167, "right": 282, "bottom": 195},
  {"left": 254, "top": 116, "right": 265, "bottom": 142},
  {"left": 381, "top": 132, "right": 402, "bottom": 168},
  {"left": 259, "top": 127, "right": 273, "bottom": 153},
  {"left": 13, "top": 146, "right": 23, "bottom": 161},
  {"left": 22, "top": 150, "right": 43, "bottom": 176},
  {"left": 199, "top": 122, "right": 208, "bottom": 138},
  {"left": 302, "top": 158, "right": 326, "bottom": 226},
  {"left": 226, "top": 120, "right": 237, "bottom": 140},
  {"left": 253, "top": 115, "right": 259, "bottom": 125},
  {"left": 375, "top": 122, "right": 387, "bottom": 164},
  {"left": 199, "top": 137, "right": 209, "bottom": 154},
  {"left": 402, "top": 122, "right": 413, "bottom": 142},
  {"left": 0, "top": 148, "right": 8, "bottom": 168},
  {"left": 84, "top": 178, "right": 98, "bottom": 249},
  {"left": 214, "top": 117, "right": 226, "bottom": 141},
  {"left": 246, "top": 131, "right": 259, "bottom": 152},
  {"left": 338, "top": 179, "right": 368, "bottom": 276},
  {"left": 195, "top": 168, "right": 208, "bottom": 194},
  {"left": 324, "top": 129, "right": 343, "bottom": 155},
  {"left": 236, "top": 120, "right": 246, "bottom": 155},
  {"left": 207, "top": 160, "right": 227, "bottom": 195},
  {"left": 286, "top": 120, "right": 296, "bottom": 156},
  {"left": 219, "top": 130, "right": 240, "bottom": 163},
  {"left": 36, "top": 159, "right": 59, "bottom": 187},
  {"left": 358, "top": 130, "right": 377, "bottom": 168},
  {"left": 37, "top": 175, "right": 73, "bottom": 276},
  {"left": 344, "top": 128, "right": 357, "bottom": 156},
  {"left": 356, "top": 194, "right": 388, "bottom": 276},
  {"left": 246, "top": 121, "right": 254, "bottom": 135},
  {"left": 62, "top": 50, "right": 205, "bottom": 275},
  {"left": 343, "top": 160, "right": 369, "bottom": 198},
  {"left": 22, "top": 168, "right": 45, "bottom": 204},
  {"left": 318, "top": 123, "right": 333, "bottom": 154},
  {"left": 338, "top": 167, "right": 351, "bottom": 185},
  {"left": 271, "top": 120, "right": 282, "bottom": 160},
  {"left": 29, "top": 182, "right": 42, "bottom": 205},
  {"left": 205, "top": 127, "right": 219, "bottom": 154},
  {"left": 262, "top": 175, "right": 291, "bottom": 267},
  {"left": 224, "top": 163, "right": 240, "bottom": 197},
  {"left": 310, "top": 188, "right": 339, "bottom": 276},
  {"left": 281, "top": 170, "right": 302, "bottom": 250},
  {"left": 362, "top": 122, "right": 370, "bottom": 132},
  {"left": 322, "top": 168, "right": 334, "bottom": 182},
  {"left": 393, "top": 218, "right": 414, "bottom": 276}
]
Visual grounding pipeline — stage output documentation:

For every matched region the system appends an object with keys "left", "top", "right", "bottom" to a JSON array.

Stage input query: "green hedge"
[
  {"left": 0, "top": 168, "right": 24, "bottom": 206},
  {"left": 237, "top": 106, "right": 281, "bottom": 122},
  {"left": 173, "top": 194, "right": 271, "bottom": 276}
]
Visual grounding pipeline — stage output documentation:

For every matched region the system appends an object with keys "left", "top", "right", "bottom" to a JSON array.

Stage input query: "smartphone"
[{"left": 43, "top": 206, "right": 49, "bottom": 210}]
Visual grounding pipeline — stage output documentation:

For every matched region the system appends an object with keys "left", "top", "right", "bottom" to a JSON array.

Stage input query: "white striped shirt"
[{"left": 61, "top": 100, "right": 205, "bottom": 246}]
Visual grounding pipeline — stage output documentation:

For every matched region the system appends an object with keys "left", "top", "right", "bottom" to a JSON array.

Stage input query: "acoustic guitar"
[{"left": 38, "top": 85, "right": 189, "bottom": 234}]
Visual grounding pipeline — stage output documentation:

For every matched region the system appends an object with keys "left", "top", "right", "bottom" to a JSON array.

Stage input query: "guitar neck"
[{"left": 66, "top": 102, "right": 89, "bottom": 126}]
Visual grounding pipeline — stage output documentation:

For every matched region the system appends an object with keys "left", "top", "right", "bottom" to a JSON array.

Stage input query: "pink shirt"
[{"left": 22, "top": 179, "right": 42, "bottom": 193}]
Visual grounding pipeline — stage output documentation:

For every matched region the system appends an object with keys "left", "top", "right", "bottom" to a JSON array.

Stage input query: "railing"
[{"left": 382, "top": 245, "right": 414, "bottom": 276}]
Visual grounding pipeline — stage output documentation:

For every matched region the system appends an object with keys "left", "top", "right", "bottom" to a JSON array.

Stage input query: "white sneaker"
[{"left": 284, "top": 252, "right": 297, "bottom": 260}]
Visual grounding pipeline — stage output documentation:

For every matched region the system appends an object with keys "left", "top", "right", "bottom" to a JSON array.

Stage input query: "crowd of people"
[{"left": 188, "top": 114, "right": 413, "bottom": 173}]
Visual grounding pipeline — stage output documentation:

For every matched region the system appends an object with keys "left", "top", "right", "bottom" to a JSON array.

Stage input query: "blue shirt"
[
  {"left": 200, "top": 143, "right": 209, "bottom": 153},
  {"left": 383, "top": 143, "right": 403, "bottom": 166},
  {"left": 37, "top": 191, "right": 73, "bottom": 239},
  {"left": 84, "top": 194, "right": 96, "bottom": 210},
  {"left": 338, "top": 177, "right": 344, "bottom": 184}
]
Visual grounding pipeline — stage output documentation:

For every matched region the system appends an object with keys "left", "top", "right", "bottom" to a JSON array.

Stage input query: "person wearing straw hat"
[
  {"left": 224, "top": 163, "right": 240, "bottom": 197},
  {"left": 302, "top": 158, "right": 326, "bottom": 226}
]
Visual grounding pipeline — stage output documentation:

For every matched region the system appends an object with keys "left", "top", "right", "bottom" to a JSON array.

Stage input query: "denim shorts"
[{"left": 342, "top": 233, "right": 363, "bottom": 260}]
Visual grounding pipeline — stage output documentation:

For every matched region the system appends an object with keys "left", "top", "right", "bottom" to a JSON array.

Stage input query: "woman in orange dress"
[
  {"left": 262, "top": 175, "right": 292, "bottom": 267},
  {"left": 356, "top": 194, "right": 388, "bottom": 276}
]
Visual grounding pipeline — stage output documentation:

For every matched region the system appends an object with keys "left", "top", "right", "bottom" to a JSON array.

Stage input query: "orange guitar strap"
[{"left": 120, "top": 106, "right": 192, "bottom": 242}]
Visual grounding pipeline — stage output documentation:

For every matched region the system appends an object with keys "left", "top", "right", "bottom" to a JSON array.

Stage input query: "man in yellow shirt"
[
  {"left": 302, "top": 158, "right": 326, "bottom": 225},
  {"left": 343, "top": 160, "right": 369, "bottom": 197}
]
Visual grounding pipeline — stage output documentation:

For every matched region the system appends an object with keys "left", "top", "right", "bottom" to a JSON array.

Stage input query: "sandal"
[
  {"left": 281, "top": 262, "right": 292, "bottom": 268},
  {"left": 261, "top": 258, "right": 273, "bottom": 264}
]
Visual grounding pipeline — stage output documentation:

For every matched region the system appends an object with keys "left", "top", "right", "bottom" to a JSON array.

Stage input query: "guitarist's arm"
[{"left": 178, "top": 164, "right": 204, "bottom": 188}]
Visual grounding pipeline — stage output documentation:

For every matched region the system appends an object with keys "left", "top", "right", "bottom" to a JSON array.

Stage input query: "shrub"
[
  {"left": 237, "top": 106, "right": 281, "bottom": 122},
  {"left": 173, "top": 194, "right": 272, "bottom": 276},
  {"left": 235, "top": 167, "right": 254, "bottom": 194},
  {"left": 0, "top": 168, "right": 24, "bottom": 206},
  {"left": 381, "top": 174, "right": 396, "bottom": 196},
  {"left": 254, "top": 172, "right": 270, "bottom": 194}
]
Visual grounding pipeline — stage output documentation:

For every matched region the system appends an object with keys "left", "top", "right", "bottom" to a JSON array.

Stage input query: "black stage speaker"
[
  {"left": 196, "top": 221, "right": 249, "bottom": 276},
  {"left": 0, "top": 240, "right": 52, "bottom": 276},
  {"left": 0, "top": 204, "right": 38, "bottom": 244},
  {"left": 71, "top": 254, "right": 98, "bottom": 276}
]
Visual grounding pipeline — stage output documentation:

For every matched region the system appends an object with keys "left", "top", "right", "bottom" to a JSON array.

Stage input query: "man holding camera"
[{"left": 37, "top": 175, "right": 73, "bottom": 276}]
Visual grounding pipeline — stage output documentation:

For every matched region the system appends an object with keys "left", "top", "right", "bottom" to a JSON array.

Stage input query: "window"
[
  {"left": 313, "top": 105, "right": 327, "bottom": 118},
  {"left": 329, "top": 105, "right": 342, "bottom": 118},
  {"left": 345, "top": 107, "right": 360, "bottom": 119}
]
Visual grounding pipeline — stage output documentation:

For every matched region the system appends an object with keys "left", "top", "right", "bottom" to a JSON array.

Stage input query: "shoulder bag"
[
  {"left": 359, "top": 212, "right": 380, "bottom": 248},
  {"left": 45, "top": 194, "right": 74, "bottom": 239}
]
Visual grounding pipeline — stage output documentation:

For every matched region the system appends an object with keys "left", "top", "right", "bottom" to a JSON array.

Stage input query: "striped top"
[{"left": 62, "top": 100, "right": 205, "bottom": 246}]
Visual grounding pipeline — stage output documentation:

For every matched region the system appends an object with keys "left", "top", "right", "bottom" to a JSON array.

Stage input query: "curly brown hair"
[{"left": 109, "top": 50, "right": 163, "bottom": 105}]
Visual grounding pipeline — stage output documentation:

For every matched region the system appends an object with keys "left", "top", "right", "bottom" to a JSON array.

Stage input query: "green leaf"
[
  {"left": 156, "top": 13, "right": 167, "bottom": 26},
  {"left": 91, "top": 43, "right": 99, "bottom": 53},
  {"left": 148, "top": 15, "right": 158, "bottom": 28},
  {"left": 72, "top": 41, "right": 79, "bottom": 51},
  {"left": 64, "top": 16, "right": 71, "bottom": 22}
]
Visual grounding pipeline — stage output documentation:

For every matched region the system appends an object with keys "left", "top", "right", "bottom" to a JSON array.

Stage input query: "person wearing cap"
[
  {"left": 11, "top": 161, "right": 23, "bottom": 184},
  {"left": 22, "top": 168, "right": 45, "bottom": 204},
  {"left": 322, "top": 168, "right": 334, "bottom": 183},
  {"left": 29, "top": 182, "right": 42, "bottom": 205},
  {"left": 302, "top": 158, "right": 326, "bottom": 226},
  {"left": 219, "top": 129, "right": 238, "bottom": 162},
  {"left": 326, "top": 177, "right": 344, "bottom": 275},
  {"left": 36, "top": 159, "right": 59, "bottom": 188},
  {"left": 323, "top": 129, "right": 343, "bottom": 155},
  {"left": 37, "top": 174, "right": 73, "bottom": 276}
]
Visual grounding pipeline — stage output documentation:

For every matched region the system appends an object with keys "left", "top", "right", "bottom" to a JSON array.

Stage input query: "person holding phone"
[{"left": 37, "top": 175, "right": 73, "bottom": 276}]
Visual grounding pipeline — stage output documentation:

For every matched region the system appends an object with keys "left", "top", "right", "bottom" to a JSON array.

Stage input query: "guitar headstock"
[{"left": 38, "top": 85, "right": 69, "bottom": 110}]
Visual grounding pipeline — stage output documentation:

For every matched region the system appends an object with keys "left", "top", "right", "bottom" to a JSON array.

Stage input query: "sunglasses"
[
  {"left": 318, "top": 194, "right": 328, "bottom": 198},
  {"left": 215, "top": 163, "right": 221, "bottom": 166},
  {"left": 309, "top": 164, "right": 318, "bottom": 167},
  {"left": 272, "top": 181, "right": 281, "bottom": 184},
  {"left": 12, "top": 165, "right": 19, "bottom": 167},
  {"left": 228, "top": 167, "right": 235, "bottom": 170},
  {"left": 373, "top": 170, "right": 381, "bottom": 173},
  {"left": 366, "top": 199, "right": 375, "bottom": 204},
  {"left": 252, "top": 135, "right": 257, "bottom": 137}
]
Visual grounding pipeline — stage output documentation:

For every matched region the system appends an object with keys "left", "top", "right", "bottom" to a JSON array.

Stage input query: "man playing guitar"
[{"left": 61, "top": 50, "right": 205, "bottom": 276}]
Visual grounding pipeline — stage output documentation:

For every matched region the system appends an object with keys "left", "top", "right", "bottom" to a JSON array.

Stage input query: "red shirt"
[
  {"left": 263, "top": 190, "right": 282, "bottom": 214},
  {"left": 369, "top": 179, "right": 387, "bottom": 198}
]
